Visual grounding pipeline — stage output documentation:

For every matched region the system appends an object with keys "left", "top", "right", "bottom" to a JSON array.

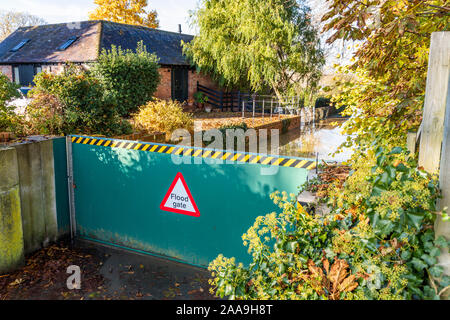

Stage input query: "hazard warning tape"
[{"left": 71, "top": 136, "right": 317, "bottom": 170}]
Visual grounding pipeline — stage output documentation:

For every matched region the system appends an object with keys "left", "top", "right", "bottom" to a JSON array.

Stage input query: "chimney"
[{"left": 178, "top": 24, "right": 182, "bottom": 34}]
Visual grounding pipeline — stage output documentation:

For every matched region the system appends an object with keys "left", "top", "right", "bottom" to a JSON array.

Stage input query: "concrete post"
[
  {"left": 0, "top": 147, "right": 24, "bottom": 274},
  {"left": 15, "top": 140, "right": 58, "bottom": 254}
]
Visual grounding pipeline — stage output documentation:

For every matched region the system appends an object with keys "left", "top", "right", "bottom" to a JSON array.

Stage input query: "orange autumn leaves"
[
  {"left": 89, "top": 0, "right": 159, "bottom": 28},
  {"left": 300, "top": 258, "right": 359, "bottom": 300}
]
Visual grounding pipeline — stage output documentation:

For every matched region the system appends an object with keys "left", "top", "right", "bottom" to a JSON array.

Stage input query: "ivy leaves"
[
  {"left": 359, "top": 148, "right": 449, "bottom": 299},
  {"left": 209, "top": 148, "right": 449, "bottom": 300}
]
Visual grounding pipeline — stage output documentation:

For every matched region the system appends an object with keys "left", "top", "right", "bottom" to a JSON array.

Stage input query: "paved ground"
[
  {"left": 0, "top": 239, "right": 217, "bottom": 300},
  {"left": 90, "top": 241, "right": 217, "bottom": 300}
]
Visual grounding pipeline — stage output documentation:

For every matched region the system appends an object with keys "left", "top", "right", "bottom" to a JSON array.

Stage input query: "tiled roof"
[
  {"left": 100, "top": 21, "right": 193, "bottom": 65},
  {"left": 0, "top": 20, "right": 194, "bottom": 65}
]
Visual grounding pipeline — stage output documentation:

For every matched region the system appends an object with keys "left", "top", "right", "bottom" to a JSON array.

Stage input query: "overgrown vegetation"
[
  {"left": 322, "top": 0, "right": 450, "bottom": 154},
  {"left": 0, "top": 73, "right": 21, "bottom": 132},
  {"left": 27, "top": 65, "right": 132, "bottom": 136},
  {"left": 209, "top": 148, "right": 450, "bottom": 300},
  {"left": 91, "top": 41, "right": 161, "bottom": 116},
  {"left": 133, "top": 99, "right": 194, "bottom": 136}
]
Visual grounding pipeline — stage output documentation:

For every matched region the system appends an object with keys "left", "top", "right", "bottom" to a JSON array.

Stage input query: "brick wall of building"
[
  {"left": 153, "top": 67, "right": 221, "bottom": 104},
  {"left": 188, "top": 70, "right": 220, "bottom": 104},
  {"left": 154, "top": 67, "right": 172, "bottom": 100},
  {"left": 1, "top": 65, "right": 13, "bottom": 81}
]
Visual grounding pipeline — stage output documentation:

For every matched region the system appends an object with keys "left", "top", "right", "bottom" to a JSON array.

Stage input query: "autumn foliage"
[
  {"left": 89, "top": 0, "right": 159, "bottom": 28},
  {"left": 322, "top": 0, "right": 450, "bottom": 153}
]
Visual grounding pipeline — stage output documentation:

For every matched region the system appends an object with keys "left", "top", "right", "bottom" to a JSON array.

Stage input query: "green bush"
[
  {"left": 208, "top": 147, "right": 450, "bottom": 300},
  {"left": 0, "top": 73, "right": 21, "bottom": 131},
  {"left": 204, "top": 122, "right": 249, "bottom": 149},
  {"left": 25, "top": 91, "right": 65, "bottom": 135},
  {"left": 30, "top": 65, "right": 132, "bottom": 136},
  {"left": 91, "top": 41, "right": 161, "bottom": 116}
]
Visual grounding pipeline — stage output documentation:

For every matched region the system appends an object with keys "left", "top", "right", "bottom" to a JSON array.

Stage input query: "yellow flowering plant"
[
  {"left": 209, "top": 191, "right": 362, "bottom": 300},
  {"left": 208, "top": 147, "right": 450, "bottom": 300}
]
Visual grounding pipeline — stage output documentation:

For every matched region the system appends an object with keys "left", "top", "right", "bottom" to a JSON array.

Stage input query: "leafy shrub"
[
  {"left": 133, "top": 99, "right": 193, "bottom": 135},
  {"left": 0, "top": 73, "right": 21, "bottom": 131},
  {"left": 25, "top": 92, "right": 65, "bottom": 135},
  {"left": 208, "top": 148, "right": 450, "bottom": 300},
  {"left": 203, "top": 122, "right": 249, "bottom": 149},
  {"left": 30, "top": 65, "right": 132, "bottom": 136},
  {"left": 193, "top": 91, "right": 209, "bottom": 104},
  {"left": 218, "top": 122, "right": 248, "bottom": 136},
  {"left": 91, "top": 41, "right": 161, "bottom": 116}
]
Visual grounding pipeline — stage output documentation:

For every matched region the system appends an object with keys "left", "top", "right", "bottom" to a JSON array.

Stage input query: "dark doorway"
[
  {"left": 171, "top": 68, "right": 188, "bottom": 102},
  {"left": 13, "top": 64, "right": 42, "bottom": 87}
]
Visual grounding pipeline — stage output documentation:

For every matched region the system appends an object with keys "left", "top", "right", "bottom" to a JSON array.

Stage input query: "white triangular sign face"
[{"left": 160, "top": 172, "right": 200, "bottom": 217}]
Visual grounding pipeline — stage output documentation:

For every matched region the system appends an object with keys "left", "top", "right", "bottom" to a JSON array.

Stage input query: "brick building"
[{"left": 0, "top": 20, "right": 219, "bottom": 103}]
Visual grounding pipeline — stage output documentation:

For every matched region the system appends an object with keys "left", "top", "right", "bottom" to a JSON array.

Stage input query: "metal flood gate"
[{"left": 68, "top": 135, "right": 315, "bottom": 267}]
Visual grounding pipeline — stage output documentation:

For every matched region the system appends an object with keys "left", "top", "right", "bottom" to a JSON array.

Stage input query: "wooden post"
[
  {"left": 438, "top": 73, "right": 450, "bottom": 293},
  {"left": 242, "top": 101, "right": 245, "bottom": 119},
  {"left": 419, "top": 32, "right": 450, "bottom": 172},
  {"left": 418, "top": 32, "right": 450, "bottom": 289},
  {"left": 406, "top": 131, "right": 417, "bottom": 155}
]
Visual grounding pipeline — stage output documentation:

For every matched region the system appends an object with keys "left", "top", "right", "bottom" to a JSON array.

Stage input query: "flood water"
[
  {"left": 277, "top": 118, "right": 352, "bottom": 162},
  {"left": 177, "top": 117, "right": 352, "bottom": 162}
]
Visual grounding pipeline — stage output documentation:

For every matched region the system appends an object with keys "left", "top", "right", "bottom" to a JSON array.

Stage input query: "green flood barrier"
[{"left": 70, "top": 135, "right": 314, "bottom": 267}]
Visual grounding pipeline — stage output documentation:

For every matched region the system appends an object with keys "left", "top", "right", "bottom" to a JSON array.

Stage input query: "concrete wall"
[
  {"left": 0, "top": 148, "right": 24, "bottom": 274},
  {"left": 14, "top": 140, "right": 58, "bottom": 254}
]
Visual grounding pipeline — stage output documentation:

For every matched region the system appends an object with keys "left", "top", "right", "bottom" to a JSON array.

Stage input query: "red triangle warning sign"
[{"left": 160, "top": 172, "right": 200, "bottom": 217}]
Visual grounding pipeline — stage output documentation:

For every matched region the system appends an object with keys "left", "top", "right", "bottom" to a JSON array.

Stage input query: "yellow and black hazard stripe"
[{"left": 71, "top": 136, "right": 317, "bottom": 170}]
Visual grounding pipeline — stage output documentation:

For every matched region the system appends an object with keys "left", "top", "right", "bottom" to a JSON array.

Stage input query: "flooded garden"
[{"left": 278, "top": 117, "right": 351, "bottom": 162}]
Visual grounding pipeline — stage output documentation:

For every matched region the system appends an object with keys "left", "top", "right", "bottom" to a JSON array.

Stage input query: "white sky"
[
  {"left": 0, "top": 0, "right": 199, "bottom": 34},
  {"left": 0, "top": 0, "right": 351, "bottom": 69}
]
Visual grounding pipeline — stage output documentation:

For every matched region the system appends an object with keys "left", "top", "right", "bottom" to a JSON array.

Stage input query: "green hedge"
[{"left": 91, "top": 41, "right": 161, "bottom": 116}]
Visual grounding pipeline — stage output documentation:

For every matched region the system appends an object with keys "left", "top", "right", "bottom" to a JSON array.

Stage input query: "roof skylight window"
[
  {"left": 58, "top": 36, "right": 78, "bottom": 51},
  {"left": 10, "top": 39, "right": 30, "bottom": 52}
]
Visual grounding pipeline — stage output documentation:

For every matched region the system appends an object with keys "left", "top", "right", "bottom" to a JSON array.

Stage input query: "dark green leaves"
[
  {"left": 92, "top": 41, "right": 160, "bottom": 116},
  {"left": 429, "top": 265, "right": 444, "bottom": 278},
  {"left": 406, "top": 212, "right": 425, "bottom": 229},
  {"left": 411, "top": 257, "right": 427, "bottom": 271},
  {"left": 435, "top": 236, "right": 449, "bottom": 248},
  {"left": 388, "top": 147, "right": 404, "bottom": 155}
]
